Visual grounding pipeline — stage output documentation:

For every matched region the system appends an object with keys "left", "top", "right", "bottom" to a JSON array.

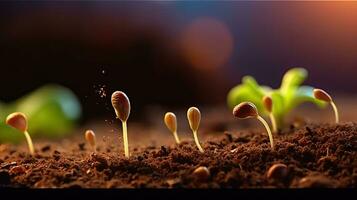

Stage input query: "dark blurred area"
[{"left": 1, "top": 1, "right": 357, "bottom": 122}]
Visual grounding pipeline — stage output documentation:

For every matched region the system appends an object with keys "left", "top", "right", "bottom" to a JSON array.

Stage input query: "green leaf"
[{"left": 280, "top": 68, "right": 308, "bottom": 95}]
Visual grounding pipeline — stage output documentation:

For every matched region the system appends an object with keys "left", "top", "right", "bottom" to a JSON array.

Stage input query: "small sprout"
[
  {"left": 193, "top": 166, "right": 210, "bottom": 181},
  {"left": 111, "top": 91, "right": 131, "bottom": 158},
  {"left": 313, "top": 88, "right": 339, "bottom": 123},
  {"left": 5, "top": 112, "right": 34, "bottom": 155},
  {"left": 233, "top": 102, "right": 274, "bottom": 150},
  {"left": 85, "top": 130, "right": 97, "bottom": 152},
  {"left": 164, "top": 112, "right": 181, "bottom": 144},
  {"left": 187, "top": 107, "right": 204, "bottom": 153},
  {"left": 267, "top": 163, "right": 288, "bottom": 181},
  {"left": 262, "top": 95, "right": 278, "bottom": 133}
]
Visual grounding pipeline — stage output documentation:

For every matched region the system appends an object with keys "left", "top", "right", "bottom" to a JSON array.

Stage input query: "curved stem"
[
  {"left": 173, "top": 131, "right": 181, "bottom": 144},
  {"left": 269, "top": 113, "right": 278, "bottom": 133},
  {"left": 122, "top": 121, "right": 129, "bottom": 158},
  {"left": 331, "top": 101, "right": 339, "bottom": 123},
  {"left": 193, "top": 131, "right": 204, "bottom": 153},
  {"left": 24, "top": 131, "right": 34, "bottom": 155},
  {"left": 257, "top": 116, "right": 274, "bottom": 150}
]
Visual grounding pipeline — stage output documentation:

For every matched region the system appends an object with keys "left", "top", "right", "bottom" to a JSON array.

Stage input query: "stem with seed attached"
[
  {"left": 173, "top": 131, "right": 180, "bottom": 144},
  {"left": 193, "top": 131, "right": 204, "bottom": 153},
  {"left": 122, "top": 121, "right": 129, "bottom": 158},
  {"left": 24, "top": 131, "right": 34, "bottom": 155},
  {"left": 257, "top": 116, "right": 274, "bottom": 150},
  {"left": 331, "top": 101, "right": 339, "bottom": 123}
]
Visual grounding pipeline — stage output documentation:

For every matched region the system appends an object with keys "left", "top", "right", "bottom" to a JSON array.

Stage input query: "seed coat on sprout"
[
  {"left": 85, "top": 130, "right": 97, "bottom": 152},
  {"left": 313, "top": 88, "right": 339, "bottom": 123},
  {"left": 187, "top": 107, "right": 204, "bottom": 153},
  {"left": 262, "top": 96, "right": 278, "bottom": 133},
  {"left": 164, "top": 112, "right": 180, "bottom": 144},
  {"left": 111, "top": 91, "right": 131, "bottom": 158},
  {"left": 233, "top": 102, "right": 274, "bottom": 150},
  {"left": 6, "top": 112, "right": 35, "bottom": 155}
]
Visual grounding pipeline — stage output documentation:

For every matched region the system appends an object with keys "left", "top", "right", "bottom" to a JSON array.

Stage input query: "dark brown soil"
[{"left": 0, "top": 123, "right": 356, "bottom": 188}]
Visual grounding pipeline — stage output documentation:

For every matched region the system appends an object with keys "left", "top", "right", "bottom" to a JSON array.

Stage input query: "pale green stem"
[
  {"left": 257, "top": 116, "right": 274, "bottom": 150},
  {"left": 193, "top": 131, "right": 204, "bottom": 153},
  {"left": 173, "top": 131, "right": 181, "bottom": 144},
  {"left": 269, "top": 113, "right": 278, "bottom": 134},
  {"left": 24, "top": 131, "right": 34, "bottom": 155},
  {"left": 122, "top": 121, "right": 129, "bottom": 158},
  {"left": 331, "top": 101, "right": 339, "bottom": 123}
]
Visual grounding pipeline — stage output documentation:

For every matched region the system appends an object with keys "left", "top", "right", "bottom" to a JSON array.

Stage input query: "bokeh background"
[{"left": 1, "top": 1, "right": 357, "bottom": 123}]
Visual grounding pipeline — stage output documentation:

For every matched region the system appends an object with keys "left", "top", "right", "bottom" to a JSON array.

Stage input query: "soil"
[{"left": 0, "top": 122, "right": 356, "bottom": 188}]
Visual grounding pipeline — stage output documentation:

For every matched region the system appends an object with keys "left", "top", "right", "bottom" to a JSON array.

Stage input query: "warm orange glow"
[{"left": 180, "top": 17, "right": 234, "bottom": 71}]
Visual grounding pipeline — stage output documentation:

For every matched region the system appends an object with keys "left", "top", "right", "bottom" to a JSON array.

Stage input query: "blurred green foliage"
[{"left": 0, "top": 84, "right": 81, "bottom": 143}]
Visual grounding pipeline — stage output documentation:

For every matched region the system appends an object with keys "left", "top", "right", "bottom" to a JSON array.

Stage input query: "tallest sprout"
[
  {"left": 313, "top": 88, "right": 339, "bottom": 123},
  {"left": 111, "top": 91, "right": 131, "bottom": 158}
]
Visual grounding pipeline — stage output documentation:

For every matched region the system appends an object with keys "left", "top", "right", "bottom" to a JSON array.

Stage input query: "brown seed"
[
  {"left": 85, "top": 130, "right": 96, "bottom": 148},
  {"left": 233, "top": 102, "right": 258, "bottom": 119},
  {"left": 6, "top": 112, "right": 28, "bottom": 132},
  {"left": 193, "top": 166, "right": 210, "bottom": 181},
  {"left": 111, "top": 91, "right": 131, "bottom": 122},
  {"left": 313, "top": 89, "right": 332, "bottom": 102},
  {"left": 164, "top": 112, "right": 177, "bottom": 133},
  {"left": 187, "top": 107, "right": 201, "bottom": 131},
  {"left": 262, "top": 96, "right": 273, "bottom": 113},
  {"left": 267, "top": 163, "right": 288, "bottom": 181}
]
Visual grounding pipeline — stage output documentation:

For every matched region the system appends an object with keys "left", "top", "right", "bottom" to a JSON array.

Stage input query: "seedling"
[
  {"left": 262, "top": 95, "right": 278, "bottom": 133},
  {"left": 233, "top": 102, "right": 274, "bottom": 150},
  {"left": 85, "top": 130, "right": 97, "bottom": 152},
  {"left": 164, "top": 112, "right": 181, "bottom": 144},
  {"left": 5, "top": 112, "right": 34, "bottom": 155},
  {"left": 111, "top": 91, "right": 131, "bottom": 158},
  {"left": 227, "top": 68, "right": 327, "bottom": 128},
  {"left": 187, "top": 107, "right": 204, "bottom": 153},
  {"left": 313, "top": 88, "right": 339, "bottom": 123}
]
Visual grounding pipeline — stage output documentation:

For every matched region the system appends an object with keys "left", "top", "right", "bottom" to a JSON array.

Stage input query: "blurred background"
[{"left": 1, "top": 1, "right": 357, "bottom": 126}]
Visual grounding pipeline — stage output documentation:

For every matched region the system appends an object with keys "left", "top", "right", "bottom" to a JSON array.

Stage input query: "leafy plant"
[{"left": 227, "top": 68, "right": 327, "bottom": 129}]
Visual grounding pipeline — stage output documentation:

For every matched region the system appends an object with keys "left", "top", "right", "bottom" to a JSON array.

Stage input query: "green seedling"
[
  {"left": 227, "top": 68, "right": 327, "bottom": 129},
  {"left": 233, "top": 102, "right": 274, "bottom": 150},
  {"left": 164, "top": 112, "right": 181, "bottom": 144},
  {"left": 262, "top": 95, "right": 278, "bottom": 133},
  {"left": 6, "top": 112, "right": 35, "bottom": 155},
  {"left": 111, "top": 91, "right": 131, "bottom": 158},
  {"left": 85, "top": 130, "right": 97, "bottom": 152},
  {"left": 313, "top": 88, "right": 339, "bottom": 123},
  {"left": 187, "top": 107, "right": 204, "bottom": 153}
]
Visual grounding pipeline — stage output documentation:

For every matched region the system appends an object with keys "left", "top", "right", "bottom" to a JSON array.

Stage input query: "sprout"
[
  {"left": 227, "top": 68, "right": 327, "bottom": 128},
  {"left": 313, "top": 88, "right": 339, "bottom": 123},
  {"left": 5, "top": 112, "right": 34, "bottom": 155},
  {"left": 111, "top": 91, "right": 131, "bottom": 158},
  {"left": 187, "top": 107, "right": 204, "bottom": 153},
  {"left": 262, "top": 95, "right": 278, "bottom": 133},
  {"left": 233, "top": 102, "right": 274, "bottom": 150},
  {"left": 164, "top": 112, "right": 181, "bottom": 144},
  {"left": 85, "top": 130, "right": 97, "bottom": 152}
]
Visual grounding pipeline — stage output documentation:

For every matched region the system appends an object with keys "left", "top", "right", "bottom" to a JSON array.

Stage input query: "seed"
[
  {"left": 85, "top": 130, "right": 97, "bottom": 152},
  {"left": 164, "top": 112, "right": 180, "bottom": 144},
  {"left": 313, "top": 89, "right": 332, "bottom": 102},
  {"left": 267, "top": 163, "right": 288, "bottom": 181},
  {"left": 232, "top": 102, "right": 258, "bottom": 119},
  {"left": 193, "top": 166, "right": 210, "bottom": 181},
  {"left": 187, "top": 107, "right": 204, "bottom": 153},
  {"left": 262, "top": 96, "right": 273, "bottom": 113},
  {"left": 111, "top": 91, "right": 130, "bottom": 122}
]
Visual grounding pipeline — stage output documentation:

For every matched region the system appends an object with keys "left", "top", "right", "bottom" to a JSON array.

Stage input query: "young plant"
[
  {"left": 227, "top": 68, "right": 327, "bottom": 129},
  {"left": 85, "top": 130, "right": 97, "bottom": 152},
  {"left": 313, "top": 88, "right": 339, "bottom": 123},
  {"left": 164, "top": 112, "right": 181, "bottom": 144},
  {"left": 262, "top": 95, "right": 278, "bottom": 133},
  {"left": 233, "top": 102, "right": 274, "bottom": 150},
  {"left": 5, "top": 112, "right": 35, "bottom": 155},
  {"left": 187, "top": 107, "right": 204, "bottom": 153},
  {"left": 111, "top": 91, "right": 131, "bottom": 158}
]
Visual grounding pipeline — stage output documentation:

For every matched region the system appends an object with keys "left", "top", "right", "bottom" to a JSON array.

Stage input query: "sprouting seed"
[
  {"left": 187, "top": 107, "right": 204, "bottom": 153},
  {"left": 164, "top": 112, "right": 181, "bottom": 144},
  {"left": 262, "top": 95, "right": 278, "bottom": 133},
  {"left": 233, "top": 102, "right": 274, "bottom": 150},
  {"left": 6, "top": 112, "right": 34, "bottom": 155},
  {"left": 85, "top": 130, "right": 97, "bottom": 152},
  {"left": 313, "top": 88, "right": 339, "bottom": 123},
  {"left": 111, "top": 91, "right": 131, "bottom": 158}
]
